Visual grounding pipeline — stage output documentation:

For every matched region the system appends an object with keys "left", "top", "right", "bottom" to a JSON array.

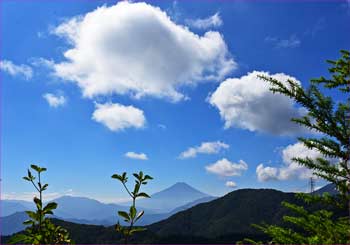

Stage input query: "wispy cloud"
[
  {"left": 265, "top": 34, "right": 301, "bottom": 48},
  {"left": 186, "top": 13, "right": 223, "bottom": 29},
  {"left": 2, "top": 189, "right": 75, "bottom": 202},
  {"left": 43, "top": 93, "right": 67, "bottom": 108},
  {"left": 125, "top": 151, "right": 148, "bottom": 160},
  {"left": 0, "top": 60, "right": 33, "bottom": 80},
  {"left": 225, "top": 181, "right": 236, "bottom": 188},
  {"left": 179, "top": 141, "right": 229, "bottom": 159}
]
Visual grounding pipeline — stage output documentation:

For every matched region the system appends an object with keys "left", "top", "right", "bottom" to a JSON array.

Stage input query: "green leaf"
[
  {"left": 26, "top": 210, "right": 38, "bottom": 220},
  {"left": 144, "top": 174, "right": 153, "bottom": 180},
  {"left": 115, "top": 222, "right": 123, "bottom": 232},
  {"left": 43, "top": 202, "right": 57, "bottom": 212},
  {"left": 30, "top": 164, "right": 46, "bottom": 173},
  {"left": 112, "top": 172, "right": 128, "bottom": 183},
  {"left": 23, "top": 176, "right": 31, "bottom": 181},
  {"left": 33, "top": 197, "right": 42, "bottom": 209},
  {"left": 137, "top": 192, "right": 151, "bottom": 198},
  {"left": 23, "top": 219, "right": 35, "bottom": 225},
  {"left": 41, "top": 183, "right": 48, "bottom": 191},
  {"left": 133, "top": 182, "right": 140, "bottom": 195},
  {"left": 43, "top": 210, "right": 54, "bottom": 215},
  {"left": 27, "top": 170, "right": 34, "bottom": 180},
  {"left": 122, "top": 172, "right": 127, "bottom": 180},
  {"left": 118, "top": 211, "right": 130, "bottom": 221},
  {"left": 130, "top": 206, "right": 137, "bottom": 219},
  {"left": 130, "top": 227, "right": 146, "bottom": 234},
  {"left": 8, "top": 234, "right": 28, "bottom": 244},
  {"left": 30, "top": 164, "right": 41, "bottom": 172},
  {"left": 135, "top": 210, "right": 144, "bottom": 222},
  {"left": 111, "top": 174, "right": 123, "bottom": 181}
]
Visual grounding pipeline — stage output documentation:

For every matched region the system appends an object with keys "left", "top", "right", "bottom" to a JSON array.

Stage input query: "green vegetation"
[
  {"left": 111, "top": 171, "right": 153, "bottom": 244},
  {"left": 8, "top": 165, "right": 73, "bottom": 244},
  {"left": 244, "top": 50, "right": 350, "bottom": 244}
]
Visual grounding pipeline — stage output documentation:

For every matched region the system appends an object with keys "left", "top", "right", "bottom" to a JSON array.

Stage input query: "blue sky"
[{"left": 1, "top": 0, "right": 349, "bottom": 203}]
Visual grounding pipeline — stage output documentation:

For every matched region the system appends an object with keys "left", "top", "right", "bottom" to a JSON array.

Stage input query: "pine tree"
[
  {"left": 260, "top": 49, "right": 350, "bottom": 205},
  {"left": 244, "top": 50, "right": 350, "bottom": 244}
]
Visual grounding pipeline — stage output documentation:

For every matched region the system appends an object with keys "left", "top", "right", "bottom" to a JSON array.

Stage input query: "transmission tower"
[{"left": 309, "top": 177, "right": 315, "bottom": 194}]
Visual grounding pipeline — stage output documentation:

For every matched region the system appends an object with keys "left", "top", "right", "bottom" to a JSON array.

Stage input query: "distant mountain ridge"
[
  {"left": 313, "top": 183, "right": 338, "bottom": 196},
  {"left": 2, "top": 185, "right": 346, "bottom": 243},
  {"left": 1, "top": 182, "right": 214, "bottom": 234},
  {"left": 52, "top": 196, "right": 128, "bottom": 221},
  {"left": 1, "top": 200, "right": 34, "bottom": 217},
  {"left": 133, "top": 182, "right": 211, "bottom": 213}
]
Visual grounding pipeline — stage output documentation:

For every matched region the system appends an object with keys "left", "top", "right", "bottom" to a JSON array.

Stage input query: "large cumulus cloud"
[{"left": 52, "top": 1, "right": 235, "bottom": 102}]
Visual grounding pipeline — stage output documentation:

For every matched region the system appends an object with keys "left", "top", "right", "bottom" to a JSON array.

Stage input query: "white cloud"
[
  {"left": 125, "top": 151, "right": 148, "bottom": 160},
  {"left": 225, "top": 181, "right": 236, "bottom": 188},
  {"left": 186, "top": 13, "right": 223, "bottom": 29},
  {"left": 209, "top": 71, "right": 307, "bottom": 136},
  {"left": 256, "top": 164, "right": 279, "bottom": 182},
  {"left": 205, "top": 158, "right": 248, "bottom": 177},
  {"left": 179, "top": 141, "right": 229, "bottom": 159},
  {"left": 43, "top": 93, "right": 67, "bottom": 108},
  {"left": 92, "top": 102, "right": 146, "bottom": 132},
  {"left": 265, "top": 34, "right": 301, "bottom": 48},
  {"left": 0, "top": 60, "right": 33, "bottom": 79},
  {"left": 2, "top": 189, "right": 75, "bottom": 202},
  {"left": 256, "top": 142, "right": 329, "bottom": 182},
  {"left": 51, "top": 2, "right": 235, "bottom": 102}
]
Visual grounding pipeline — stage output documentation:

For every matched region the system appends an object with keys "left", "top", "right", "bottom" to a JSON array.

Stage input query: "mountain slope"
[
  {"left": 135, "top": 182, "right": 211, "bottom": 213},
  {"left": 148, "top": 188, "right": 302, "bottom": 239},
  {"left": 3, "top": 188, "right": 346, "bottom": 244},
  {"left": 52, "top": 196, "right": 128, "bottom": 220},
  {"left": 314, "top": 183, "right": 338, "bottom": 196},
  {"left": 0, "top": 212, "right": 28, "bottom": 235},
  {"left": 170, "top": 196, "right": 217, "bottom": 214},
  {"left": 1, "top": 183, "right": 213, "bottom": 231},
  {"left": 1, "top": 200, "right": 34, "bottom": 217}
]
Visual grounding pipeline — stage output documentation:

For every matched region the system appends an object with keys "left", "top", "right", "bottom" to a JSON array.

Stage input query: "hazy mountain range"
[
  {"left": 2, "top": 182, "right": 342, "bottom": 244},
  {"left": 1, "top": 182, "right": 216, "bottom": 235}
]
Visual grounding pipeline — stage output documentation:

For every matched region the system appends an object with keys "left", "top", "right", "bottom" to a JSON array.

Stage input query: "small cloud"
[
  {"left": 43, "top": 93, "right": 67, "bottom": 108},
  {"left": 265, "top": 34, "right": 301, "bottom": 48},
  {"left": 125, "top": 151, "right": 148, "bottom": 160},
  {"left": 186, "top": 12, "right": 223, "bottom": 29},
  {"left": 256, "top": 142, "right": 337, "bottom": 182},
  {"left": 205, "top": 158, "right": 248, "bottom": 177},
  {"left": 92, "top": 102, "right": 146, "bottom": 132},
  {"left": 0, "top": 60, "right": 33, "bottom": 80},
  {"left": 179, "top": 141, "right": 229, "bottom": 159},
  {"left": 225, "top": 181, "right": 236, "bottom": 188},
  {"left": 256, "top": 164, "right": 279, "bottom": 182},
  {"left": 158, "top": 124, "right": 167, "bottom": 130}
]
